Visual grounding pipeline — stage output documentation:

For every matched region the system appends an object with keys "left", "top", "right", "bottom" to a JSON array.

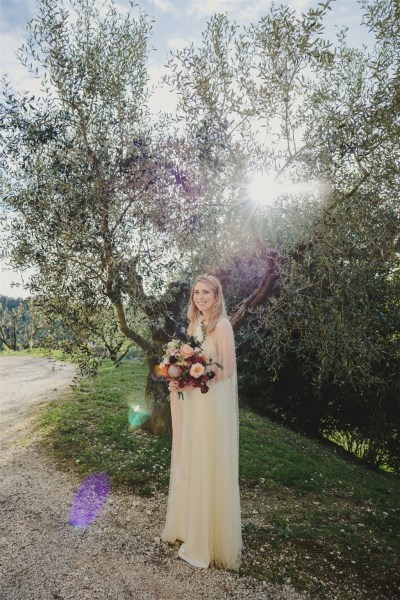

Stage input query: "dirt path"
[
  {"left": 0, "top": 355, "right": 77, "bottom": 447},
  {"left": 0, "top": 355, "right": 310, "bottom": 600}
]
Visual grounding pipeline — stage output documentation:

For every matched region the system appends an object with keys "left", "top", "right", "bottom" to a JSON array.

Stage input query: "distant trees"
[
  {"left": 0, "top": 294, "right": 145, "bottom": 366},
  {"left": 0, "top": 296, "right": 46, "bottom": 350}
]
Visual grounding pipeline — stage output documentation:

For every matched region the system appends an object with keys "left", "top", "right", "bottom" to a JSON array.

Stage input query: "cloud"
[
  {"left": 167, "top": 37, "right": 191, "bottom": 51},
  {"left": 147, "top": 63, "right": 179, "bottom": 114},
  {"left": 149, "top": 0, "right": 177, "bottom": 14},
  {"left": 289, "top": 0, "right": 312, "bottom": 14},
  {"left": 1, "top": 0, "right": 51, "bottom": 96},
  {"left": 187, "top": 0, "right": 245, "bottom": 19},
  {"left": 185, "top": 0, "right": 317, "bottom": 21},
  {"left": 0, "top": 28, "right": 45, "bottom": 96},
  {"left": 185, "top": 0, "right": 275, "bottom": 21},
  {"left": 237, "top": 0, "right": 277, "bottom": 21}
]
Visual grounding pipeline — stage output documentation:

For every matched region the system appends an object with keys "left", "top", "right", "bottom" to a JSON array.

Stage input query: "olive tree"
[
  {"left": 164, "top": 0, "right": 400, "bottom": 467},
  {"left": 0, "top": 0, "right": 227, "bottom": 432}
]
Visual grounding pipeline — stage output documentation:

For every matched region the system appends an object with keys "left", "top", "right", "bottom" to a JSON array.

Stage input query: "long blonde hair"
[{"left": 187, "top": 274, "right": 228, "bottom": 336}]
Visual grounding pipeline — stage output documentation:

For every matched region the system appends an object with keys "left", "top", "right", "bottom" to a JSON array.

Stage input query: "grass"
[
  {"left": 239, "top": 409, "right": 399, "bottom": 599},
  {"left": 1, "top": 347, "right": 72, "bottom": 360},
  {"left": 323, "top": 428, "right": 395, "bottom": 474},
  {"left": 39, "top": 360, "right": 171, "bottom": 496},
  {"left": 38, "top": 361, "right": 400, "bottom": 600}
]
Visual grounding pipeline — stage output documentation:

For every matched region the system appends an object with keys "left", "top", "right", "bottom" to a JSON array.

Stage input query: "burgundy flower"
[{"left": 159, "top": 334, "right": 218, "bottom": 397}]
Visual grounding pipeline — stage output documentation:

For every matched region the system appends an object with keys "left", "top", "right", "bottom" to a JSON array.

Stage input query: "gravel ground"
[{"left": 0, "top": 355, "right": 311, "bottom": 600}]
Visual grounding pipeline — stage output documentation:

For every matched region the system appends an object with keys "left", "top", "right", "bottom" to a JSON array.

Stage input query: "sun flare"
[
  {"left": 247, "top": 172, "right": 330, "bottom": 206},
  {"left": 247, "top": 172, "right": 282, "bottom": 206}
]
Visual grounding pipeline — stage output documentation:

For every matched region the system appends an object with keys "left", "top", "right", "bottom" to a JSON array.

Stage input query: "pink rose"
[
  {"left": 168, "top": 364, "right": 182, "bottom": 379},
  {"left": 179, "top": 344, "right": 195, "bottom": 358},
  {"left": 190, "top": 363, "right": 205, "bottom": 378}
]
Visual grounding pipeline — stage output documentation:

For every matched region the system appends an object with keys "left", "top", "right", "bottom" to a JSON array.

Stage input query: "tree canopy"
[{"left": 1, "top": 0, "right": 399, "bottom": 465}]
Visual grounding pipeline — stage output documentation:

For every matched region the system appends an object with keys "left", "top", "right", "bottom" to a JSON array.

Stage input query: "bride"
[{"left": 161, "top": 274, "right": 242, "bottom": 570}]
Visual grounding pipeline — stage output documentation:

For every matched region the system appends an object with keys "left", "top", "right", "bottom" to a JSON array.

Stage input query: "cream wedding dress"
[{"left": 161, "top": 316, "right": 242, "bottom": 570}]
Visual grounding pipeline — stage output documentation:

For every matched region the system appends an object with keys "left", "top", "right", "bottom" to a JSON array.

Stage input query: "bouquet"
[{"left": 155, "top": 332, "right": 221, "bottom": 395}]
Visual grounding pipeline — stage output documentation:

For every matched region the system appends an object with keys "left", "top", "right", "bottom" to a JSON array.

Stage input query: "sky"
[{"left": 0, "top": 0, "right": 375, "bottom": 298}]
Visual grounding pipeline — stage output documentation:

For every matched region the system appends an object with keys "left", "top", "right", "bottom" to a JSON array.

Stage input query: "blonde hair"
[{"left": 187, "top": 274, "right": 228, "bottom": 336}]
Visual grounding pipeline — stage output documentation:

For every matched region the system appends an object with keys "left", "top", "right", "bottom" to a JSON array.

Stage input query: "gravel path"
[
  {"left": 0, "top": 355, "right": 311, "bottom": 600},
  {"left": 0, "top": 355, "right": 78, "bottom": 448}
]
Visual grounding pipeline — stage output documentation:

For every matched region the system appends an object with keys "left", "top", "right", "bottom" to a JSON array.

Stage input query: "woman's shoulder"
[
  {"left": 213, "top": 316, "right": 233, "bottom": 333},
  {"left": 216, "top": 315, "right": 230, "bottom": 325}
]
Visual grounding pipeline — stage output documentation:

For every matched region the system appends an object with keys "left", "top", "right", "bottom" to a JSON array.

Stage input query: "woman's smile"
[{"left": 193, "top": 282, "right": 215, "bottom": 315}]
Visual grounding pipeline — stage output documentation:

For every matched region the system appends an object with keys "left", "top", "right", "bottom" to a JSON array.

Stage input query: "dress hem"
[{"left": 178, "top": 543, "right": 209, "bottom": 569}]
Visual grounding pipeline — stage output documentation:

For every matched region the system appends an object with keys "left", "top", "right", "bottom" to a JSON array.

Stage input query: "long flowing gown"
[{"left": 161, "top": 316, "right": 242, "bottom": 570}]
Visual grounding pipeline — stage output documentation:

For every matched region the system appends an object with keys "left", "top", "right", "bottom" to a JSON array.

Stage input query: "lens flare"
[
  {"left": 153, "top": 364, "right": 163, "bottom": 378},
  {"left": 248, "top": 172, "right": 330, "bottom": 206},
  {"left": 128, "top": 403, "right": 151, "bottom": 430},
  {"left": 70, "top": 472, "right": 110, "bottom": 528},
  {"left": 248, "top": 172, "right": 283, "bottom": 205}
]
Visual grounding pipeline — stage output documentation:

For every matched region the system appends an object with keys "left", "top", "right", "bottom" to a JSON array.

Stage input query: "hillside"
[{"left": 39, "top": 360, "right": 400, "bottom": 600}]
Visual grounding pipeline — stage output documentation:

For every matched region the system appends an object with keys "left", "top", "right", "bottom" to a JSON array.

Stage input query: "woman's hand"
[
  {"left": 168, "top": 380, "right": 190, "bottom": 393},
  {"left": 168, "top": 380, "right": 180, "bottom": 392}
]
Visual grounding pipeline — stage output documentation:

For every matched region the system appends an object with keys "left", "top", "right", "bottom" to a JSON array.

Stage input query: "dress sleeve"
[{"left": 211, "top": 318, "right": 236, "bottom": 382}]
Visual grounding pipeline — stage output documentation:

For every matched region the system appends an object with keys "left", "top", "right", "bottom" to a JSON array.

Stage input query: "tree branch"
[
  {"left": 112, "top": 299, "right": 153, "bottom": 353},
  {"left": 344, "top": 170, "right": 370, "bottom": 199},
  {"left": 228, "top": 251, "right": 282, "bottom": 331}
]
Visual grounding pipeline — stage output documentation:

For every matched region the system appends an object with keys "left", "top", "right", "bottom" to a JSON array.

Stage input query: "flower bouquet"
[{"left": 155, "top": 333, "right": 221, "bottom": 395}]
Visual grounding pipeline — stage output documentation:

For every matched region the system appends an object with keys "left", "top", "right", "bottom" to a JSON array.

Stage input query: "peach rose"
[
  {"left": 179, "top": 344, "right": 195, "bottom": 358},
  {"left": 168, "top": 364, "right": 182, "bottom": 378},
  {"left": 190, "top": 363, "right": 205, "bottom": 378}
]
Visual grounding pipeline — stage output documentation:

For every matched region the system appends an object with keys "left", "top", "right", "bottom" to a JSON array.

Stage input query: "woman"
[{"left": 161, "top": 274, "right": 242, "bottom": 571}]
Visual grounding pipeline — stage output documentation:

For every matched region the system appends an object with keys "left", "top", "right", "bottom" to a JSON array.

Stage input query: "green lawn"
[
  {"left": 38, "top": 360, "right": 399, "bottom": 600},
  {"left": 1, "top": 347, "right": 74, "bottom": 360}
]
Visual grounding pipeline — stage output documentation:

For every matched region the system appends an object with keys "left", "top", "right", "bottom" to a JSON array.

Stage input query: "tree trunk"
[
  {"left": 141, "top": 354, "right": 172, "bottom": 435},
  {"left": 114, "top": 281, "right": 190, "bottom": 436}
]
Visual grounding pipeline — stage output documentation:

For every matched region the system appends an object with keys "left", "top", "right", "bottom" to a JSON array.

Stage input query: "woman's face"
[{"left": 193, "top": 280, "right": 216, "bottom": 316}]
